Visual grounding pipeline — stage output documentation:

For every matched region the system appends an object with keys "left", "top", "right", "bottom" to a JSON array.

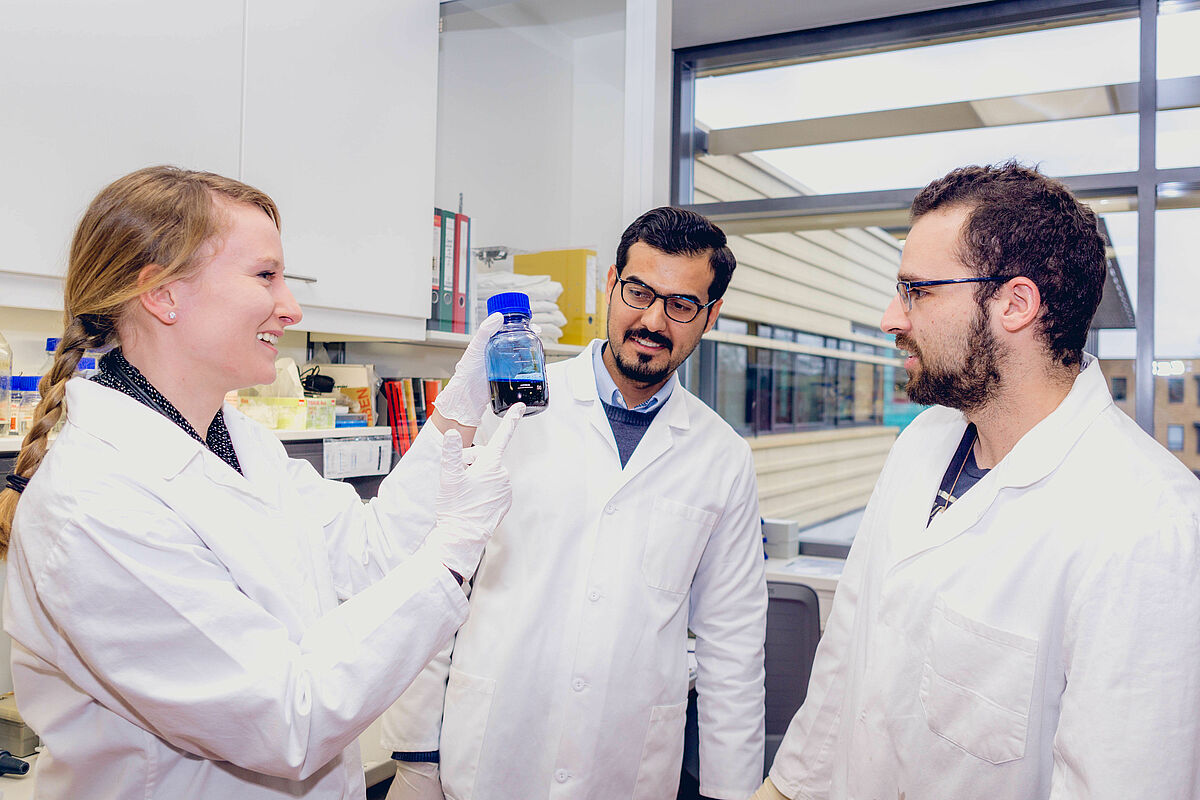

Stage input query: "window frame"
[
  {"left": 1166, "top": 423, "right": 1184, "bottom": 451},
  {"left": 1167, "top": 376, "right": 1185, "bottom": 403},
  {"left": 672, "top": 0, "right": 1200, "bottom": 435}
]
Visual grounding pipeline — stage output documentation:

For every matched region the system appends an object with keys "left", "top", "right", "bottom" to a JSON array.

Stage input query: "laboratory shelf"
[
  {"left": 0, "top": 426, "right": 394, "bottom": 453},
  {"left": 274, "top": 425, "right": 392, "bottom": 441},
  {"left": 308, "top": 328, "right": 586, "bottom": 357}
]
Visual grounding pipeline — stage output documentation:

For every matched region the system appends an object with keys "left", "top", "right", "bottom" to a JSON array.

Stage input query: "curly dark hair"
[
  {"left": 615, "top": 207, "right": 737, "bottom": 302},
  {"left": 911, "top": 162, "right": 1106, "bottom": 369}
]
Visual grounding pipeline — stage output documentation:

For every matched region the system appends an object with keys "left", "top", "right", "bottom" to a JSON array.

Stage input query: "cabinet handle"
[{"left": 284, "top": 273, "right": 318, "bottom": 284}]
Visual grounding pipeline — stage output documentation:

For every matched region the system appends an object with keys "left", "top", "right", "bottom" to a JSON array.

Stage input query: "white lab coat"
[
  {"left": 768, "top": 355, "right": 1200, "bottom": 800},
  {"left": 3, "top": 377, "right": 469, "bottom": 800},
  {"left": 382, "top": 341, "right": 767, "bottom": 800}
]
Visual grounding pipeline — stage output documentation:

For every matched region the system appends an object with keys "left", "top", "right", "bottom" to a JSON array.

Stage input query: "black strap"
[
  {"left": 103, "top": 351, "right": 179, "bottom": 420},
  {"left": 927, "top": 423, "right": 978, "bottom": 525}
]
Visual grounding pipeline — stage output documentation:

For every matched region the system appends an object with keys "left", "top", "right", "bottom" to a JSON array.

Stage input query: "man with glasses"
[
  {"left": 753, "top": 163, "right": 1200, "bottom": 800},
  {"left": 383, "top": 207, "right": 767, "bottom": 800}
]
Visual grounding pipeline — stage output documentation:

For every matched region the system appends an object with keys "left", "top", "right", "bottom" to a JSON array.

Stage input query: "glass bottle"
[
  {"left": 38, "top": 337, "right": 59, "bottom": 376},
  {"left": 0, "top": 331, "right": 11, "bottom": 436},
  {"left": 484, "top": 292, "right": 549, "bottom": 416},
  {"left": 14, "top": 376, "right": 41, "bottom": 437}
]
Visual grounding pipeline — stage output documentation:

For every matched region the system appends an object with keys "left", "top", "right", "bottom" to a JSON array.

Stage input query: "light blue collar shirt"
[{"left": 593, "top": 340, "right": 676, "bottom": 413}]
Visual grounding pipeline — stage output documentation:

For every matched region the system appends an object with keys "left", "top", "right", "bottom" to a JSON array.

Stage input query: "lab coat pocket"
[
  {"left": 631, "top": 700, "right": 688, "bottom": 800},
  {"left": 920, "top": 597, "right": 1038, "bottom": 765},
  {"left": 439, "top": 668, "right": 497, "bottom": 800},
  {"left": 642, "top": 498, "right": 717, "bottom": 594}
]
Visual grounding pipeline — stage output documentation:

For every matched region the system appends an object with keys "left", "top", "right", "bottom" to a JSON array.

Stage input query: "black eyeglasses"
[
  {"left": 895, "top": 276, "right": 1008, "bottom": 311},
  {"left": 615, "top": 277, "right": 717, "bottom": 323}
]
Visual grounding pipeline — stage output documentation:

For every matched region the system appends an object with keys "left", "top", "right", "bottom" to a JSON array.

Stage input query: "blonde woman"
[{"left": 0, "top": 166, "right": 521, "bottom": 799}]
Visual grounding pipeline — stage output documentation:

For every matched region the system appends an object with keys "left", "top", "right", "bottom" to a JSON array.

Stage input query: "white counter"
[
  {"left": 1, "top": 426, "right": 395, "bottom": 454},
  {"left": 0, "top": 725, "right": 395, "bottom": 798},
  {"left": 0, "top": 753, "right": 34, "bottom": 800}
]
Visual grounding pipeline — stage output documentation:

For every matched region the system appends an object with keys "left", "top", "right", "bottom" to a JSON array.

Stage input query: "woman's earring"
[{"left": 168, "top": 312, "right": 177, "bottom": 320}]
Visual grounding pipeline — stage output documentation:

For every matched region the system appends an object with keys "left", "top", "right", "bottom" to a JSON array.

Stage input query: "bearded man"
[
  {"left": 384, "top": 207, "right": 767, "bottom": 800},
  {"left": 752, "top": 163, "right": 1200, "bottom": 800}
]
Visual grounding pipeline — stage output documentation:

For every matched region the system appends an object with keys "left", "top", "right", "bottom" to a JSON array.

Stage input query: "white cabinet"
[
  {"left": 0, "top": 1, "right": 439, "bottom": 338},
  {"left": 242, "top": 0, "right": 439, "bottom": 339},
  {"left": 0, "top": 0, "right": 244, "bottom": 304}
]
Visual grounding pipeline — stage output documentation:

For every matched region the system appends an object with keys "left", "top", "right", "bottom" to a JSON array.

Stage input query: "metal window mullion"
[
  {"left": 672, "top": 54, "right": 697, "bottom": 206},
  {"left": 1134, "top": 0, "right": 1156, "bottom": 434}
]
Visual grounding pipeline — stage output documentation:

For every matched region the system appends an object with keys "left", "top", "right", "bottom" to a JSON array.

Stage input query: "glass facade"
[{"left": 675, "top": 0, "right": 1200, "bottom": 494}]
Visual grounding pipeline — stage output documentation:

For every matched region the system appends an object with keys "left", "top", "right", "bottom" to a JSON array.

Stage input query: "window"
[
  {"left": 1167, "top": 424, "right": 1184, "bottom": 452},
  {"left": 702, "top": 320, "right": 885, "bottom": 435},
  {"left": 1168, "top": 377, "right": 1184, "bottom": 403},
  {"left": 715, "top": 341, "right": 750, "bottom": 436},
  {"left": 673, "top": 0, "right": 1200, "bottom": 529}
]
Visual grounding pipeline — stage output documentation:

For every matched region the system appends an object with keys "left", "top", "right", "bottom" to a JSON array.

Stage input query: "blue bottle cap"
[
  {"left": 46, "top": 337, "right": 60, "bottom": 352},
  {"left": 16, "top": 376, "right": 41, "bottom": 392},
  {"left": 78, "top": 358, "right": 96, "bottom": 371},
  {"left": 486, "top": 292, "right": 532, "bottom": 317}
]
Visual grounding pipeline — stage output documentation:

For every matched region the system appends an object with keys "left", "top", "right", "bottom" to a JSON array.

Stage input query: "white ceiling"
[
  {"left": 672, "top": 0, "right": 981, "bottom": 50},
  {"left": 441, "top": 0, "right": 624, "bottom": 39}
]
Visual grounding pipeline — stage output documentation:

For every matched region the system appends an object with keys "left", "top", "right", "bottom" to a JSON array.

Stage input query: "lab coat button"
[
  {"left": 588, "top": 590, "right": 601, "bottom": 602},
  {"left": 572, "top": 678, "right": 586, "bottom": 691},
  {"left": 604, "top": 504, "right": 617, "bottom": 515},
  {"left": 555, "top": 769, "right": 570, "bottom": 783}
]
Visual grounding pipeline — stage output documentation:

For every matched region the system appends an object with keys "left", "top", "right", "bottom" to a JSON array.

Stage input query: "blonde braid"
[
  {"left": 0, "top": 165, "right": 280, "bottom": 558},
  {"left": 0, "top": 318, "right": 107, "bottom": 556}
]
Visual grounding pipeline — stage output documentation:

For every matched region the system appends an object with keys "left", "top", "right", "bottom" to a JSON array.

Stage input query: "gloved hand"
[
  {"left": 384, "top": 761, "right": 443, "bottom": 800},
  {"left": 433, "top": 312, "right": 504, "bottom": 427},
  {"left": 424, "top": 402, "right": 524, "bottom": 582}
]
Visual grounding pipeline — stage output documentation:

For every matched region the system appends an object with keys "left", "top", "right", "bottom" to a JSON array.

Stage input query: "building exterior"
[{"left": 1099, "top": 359, "right": 1200, "bottom": 477}]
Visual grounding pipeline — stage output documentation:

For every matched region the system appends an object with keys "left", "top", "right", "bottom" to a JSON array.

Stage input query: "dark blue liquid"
[{"left": 489, "top": 378, "right": 548, "bottom": 416}]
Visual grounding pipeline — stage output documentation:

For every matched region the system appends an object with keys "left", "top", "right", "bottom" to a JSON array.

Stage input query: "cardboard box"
[
  {"left": 0, "top": 693, "right": 39, "bottom": 757},
  {"left": 305, "top": 364, "right": 379, "bottom": 424},
  {"left": 513, "top": 248, "right": 607, "bottom": 345}
]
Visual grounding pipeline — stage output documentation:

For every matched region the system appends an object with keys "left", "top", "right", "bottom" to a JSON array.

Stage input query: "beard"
[
  {"left": 898, "top": 306, "right": 1002, "bottom": 413},
  {"left": 609, "top": 327, "right": 678, "bottom": 386}
]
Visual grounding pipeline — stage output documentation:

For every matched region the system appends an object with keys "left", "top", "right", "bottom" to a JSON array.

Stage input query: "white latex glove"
[
  {"left": 424, "top": 402, "right": 524, "bottom": 581},
  {"left": 433, "top": 312, "right": 504, "bottom": 427},
  {"left": 385, "top": 761, "right": 444, "bottom": 800}
]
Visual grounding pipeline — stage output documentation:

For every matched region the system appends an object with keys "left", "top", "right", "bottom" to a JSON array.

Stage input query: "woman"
[{"left": 0, "top": 166, "right": 520, "bottom": 798}]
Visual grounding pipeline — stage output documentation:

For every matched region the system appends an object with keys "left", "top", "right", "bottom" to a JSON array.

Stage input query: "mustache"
[
  {"left": 894, "top": 334, "right": 920, "bottom": 359},
  {"left": 625, "top": 328, "right": 672, "bottom": 351}
]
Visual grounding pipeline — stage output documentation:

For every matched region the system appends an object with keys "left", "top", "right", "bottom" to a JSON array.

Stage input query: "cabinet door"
[
  {"left": 0, "top": 0, "right": 243, "bottom": 287},
  {"left": 241, "top": 0, "right": 438, "bottom": 332}
]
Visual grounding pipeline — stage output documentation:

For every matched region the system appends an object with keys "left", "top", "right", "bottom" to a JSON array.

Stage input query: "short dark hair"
[
  {"left": 911, "top": 161, "right": 1106, "bottom": 369},
  {"left": 615, "top": 207, "right": 737, "bottom": 302}
]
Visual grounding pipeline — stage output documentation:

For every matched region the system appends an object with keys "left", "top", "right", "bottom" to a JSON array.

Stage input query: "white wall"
[
  {"left": 570, "top": 29, "right": 627, "bottom": 268},
  {"left": 434, "top": 7, "right": 627, "bottom": 266}
]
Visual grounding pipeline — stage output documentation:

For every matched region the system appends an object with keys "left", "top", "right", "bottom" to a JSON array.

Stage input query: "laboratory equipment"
[
  {"left": 12, "top": 377, "right": 41, "bottom": 437},
  {"left": 484, "top": 292, "right": 548, "bottom": 416},
  {"left": 0, "top": 331, "right": 10, "bottom": 437},
  {"left": 37, "top": 337, "right": 58, "bottom": 376}
]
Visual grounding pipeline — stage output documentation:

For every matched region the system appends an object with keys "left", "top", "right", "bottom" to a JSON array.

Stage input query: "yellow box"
[
  {"left": 513, "top": 248, "right": 607, "bottom": 345},
  {"left": 237, "top": 397, "right": 308, "bottom": 430}
]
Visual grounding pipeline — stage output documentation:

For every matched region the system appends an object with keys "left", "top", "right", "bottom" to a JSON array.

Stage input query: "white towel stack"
[{"left": 474, "top": 272, "right": 567, "bottom": 345}]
